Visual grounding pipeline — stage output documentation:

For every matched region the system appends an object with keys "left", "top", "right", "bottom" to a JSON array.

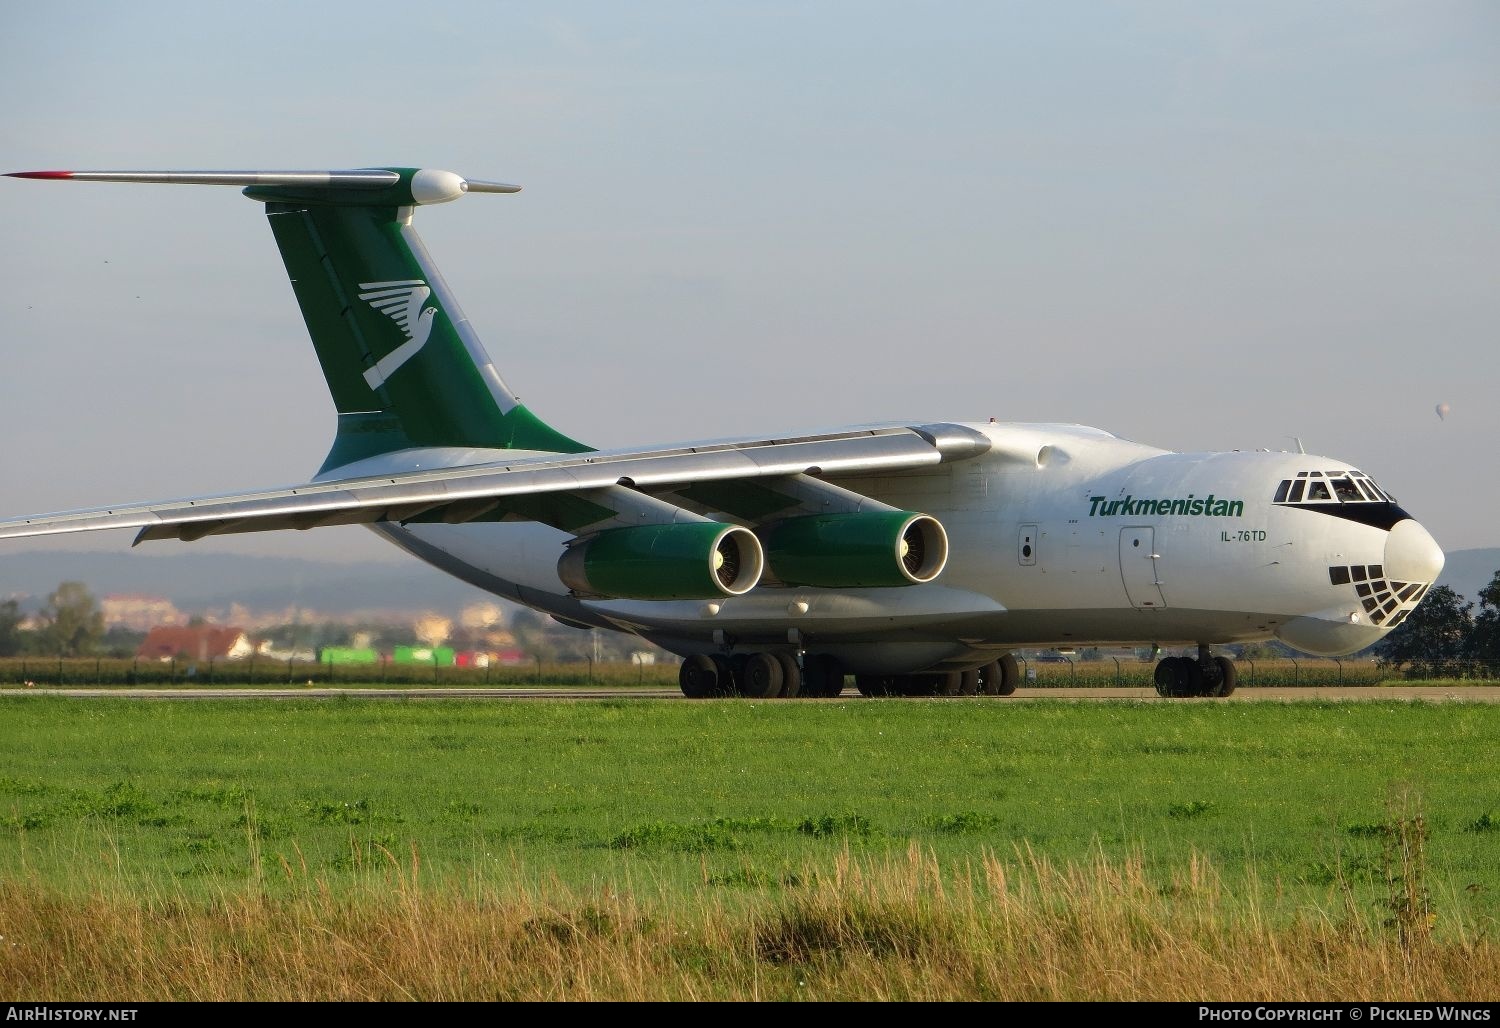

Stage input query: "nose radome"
[{"left": 1385, "top": 520, "right": 1444, "bottom": 585}]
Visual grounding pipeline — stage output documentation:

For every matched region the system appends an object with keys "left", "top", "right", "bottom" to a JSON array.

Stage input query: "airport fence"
[
  {"left": 0, "top": 656, "right": 680, "bottom": 688},
  {"left": 1019, "top": 657, "right": 1390, "bottom": 688},
  {"left": 0, "top": 656, "right": 1494, "bottom": 689}
]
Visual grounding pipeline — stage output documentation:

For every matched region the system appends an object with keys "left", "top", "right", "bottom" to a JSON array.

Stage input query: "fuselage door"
[{"left": 1119, "top": 527, "right": 1166, "bottom": 609}]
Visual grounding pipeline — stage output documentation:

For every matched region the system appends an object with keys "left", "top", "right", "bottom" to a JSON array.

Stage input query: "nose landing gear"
[{"left": 1153, "top": 646, "right": 1237, "bottom": 698}]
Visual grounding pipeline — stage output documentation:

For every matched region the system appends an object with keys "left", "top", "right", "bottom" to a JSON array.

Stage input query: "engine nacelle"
[
  {"left": 557, "top": 523, "right": 764, "bottom": 600},
  {"left": 762, "top": 512, "right": 948, "bottom": 588}
]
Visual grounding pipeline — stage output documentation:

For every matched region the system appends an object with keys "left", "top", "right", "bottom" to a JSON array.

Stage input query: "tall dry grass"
[{"left": 1, "top": 845, "right": 1494, "bottom": 1001}]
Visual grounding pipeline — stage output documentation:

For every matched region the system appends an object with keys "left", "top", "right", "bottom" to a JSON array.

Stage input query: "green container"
[
  {"left": 393, "top": 646, "right": 455, "bottom": 666},
  {"left": 321, "top": 647, "right": 379, "bottom": 665}
]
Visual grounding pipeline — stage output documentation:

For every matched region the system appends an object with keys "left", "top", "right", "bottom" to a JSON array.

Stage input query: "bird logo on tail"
[{"left": 359, "top": 279, "right": 437, "bottom": 388}]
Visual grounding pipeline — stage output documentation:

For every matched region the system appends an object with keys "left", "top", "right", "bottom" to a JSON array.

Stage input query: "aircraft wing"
[{"left": 0, "top": 423, "right": 991, "bottom": 545}]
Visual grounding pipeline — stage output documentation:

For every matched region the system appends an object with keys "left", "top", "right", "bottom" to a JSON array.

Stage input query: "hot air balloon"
[{"left": 1436, "top": 403, "right": 1451, "bottom": 421}]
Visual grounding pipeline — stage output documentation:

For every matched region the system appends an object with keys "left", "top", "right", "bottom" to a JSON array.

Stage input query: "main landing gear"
[
  {"left": 854, "top": 653, "right": 1019, "bottom": 698},
  {"left": 1153, "top": 645, "right": 1237, "bottom": 698},
  {"left": 679, "top": 652, "right": 1022, "bottom": 699},
  {"left": 678, "top": 652, "right": 847, "bottom": 699}
]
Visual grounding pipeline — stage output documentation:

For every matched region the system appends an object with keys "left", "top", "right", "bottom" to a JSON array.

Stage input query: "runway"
[{"left": 1, "top": 685, "right": 1496, "bottom": 702}]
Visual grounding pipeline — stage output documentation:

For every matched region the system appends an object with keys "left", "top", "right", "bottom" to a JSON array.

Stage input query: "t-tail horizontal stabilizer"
[{"left": 3, "top": 168, "right": 521, "bottom": 202}]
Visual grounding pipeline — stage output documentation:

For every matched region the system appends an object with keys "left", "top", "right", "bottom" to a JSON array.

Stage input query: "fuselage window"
[
  {"left": 1287, "top": 480, "right": 1305, "bottom": 503},
  {"left": 1274, "top": 480, "right": 1291, "bottom": 503},
  {"left": 1307, "top": 480, "right": 1332, "bottom": 501}
]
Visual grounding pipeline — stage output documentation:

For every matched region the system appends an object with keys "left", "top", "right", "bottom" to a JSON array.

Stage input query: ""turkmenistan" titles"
[{"left": 1088, "top": 495, "right": 1244, "bottom": 518}]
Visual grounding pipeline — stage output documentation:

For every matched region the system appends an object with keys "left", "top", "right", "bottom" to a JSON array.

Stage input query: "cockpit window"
[
  {"left": 1276, "top": 469, "right": 1394, "bottom": 506},
  {"left": 1331, "top": 478, "right": 1361, "bottom": 502},
  {"left": 1279, "top": 471, "right": 1409, "bottom": 528}
]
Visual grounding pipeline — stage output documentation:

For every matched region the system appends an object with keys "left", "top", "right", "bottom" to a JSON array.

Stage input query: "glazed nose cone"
[{"left": 1384, "top": 519, "right": 1444, "bottom": 585}]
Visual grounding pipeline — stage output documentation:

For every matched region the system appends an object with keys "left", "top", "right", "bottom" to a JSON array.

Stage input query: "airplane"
[{"left": 0, "top": 166, "right": 1445, "bottom": 699}]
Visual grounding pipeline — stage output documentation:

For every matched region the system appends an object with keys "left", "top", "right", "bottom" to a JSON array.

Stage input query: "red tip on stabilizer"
[{"left": 5, "top": 171, "right": 75, "bottom": 179}]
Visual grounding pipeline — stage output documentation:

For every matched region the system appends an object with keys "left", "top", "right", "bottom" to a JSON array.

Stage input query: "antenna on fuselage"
[{"left": 1287, "top": 436, "right": 1306, "bottom": 455}]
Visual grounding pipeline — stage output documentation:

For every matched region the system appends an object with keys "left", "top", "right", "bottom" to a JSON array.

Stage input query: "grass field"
[{"left": 2, "top": 695, "right": 1498, "bottom": 999}]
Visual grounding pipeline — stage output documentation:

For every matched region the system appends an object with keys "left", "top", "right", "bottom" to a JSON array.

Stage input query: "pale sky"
[{"left": 1, "top": 1, "right": 1497, "bottom": 566}]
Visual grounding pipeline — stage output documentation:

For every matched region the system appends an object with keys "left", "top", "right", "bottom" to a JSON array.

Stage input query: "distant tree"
[
  {"left": 100, "top": 626, "right": 146, "bottom": 659},
  {"left": 35, "top": 582, "right": 105, "bottom": 657},
  {"left": 0, "top": 599, "right": 22, "bottom": 657},
  {"left": 1377, "top": 585, "right": 1472, "bottom": 678},
  {"left": 1466, "top": 571, "right": 1500, "bottom": 667}
]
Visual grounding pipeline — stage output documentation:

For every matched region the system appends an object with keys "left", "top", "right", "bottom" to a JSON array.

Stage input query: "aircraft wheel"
[
  {"left": 1182, "top": 658, "right": 1206, "bottom": 697},
  {"left": 995, "top": 653, "right": 1019, "bottom": 696},
  {"left": 679, "top": 655, "right": 719, "bottom": 698},
  {"left": 896, "top": 674, "right": 943, "bottom": 697},
  {"left": 1154, "top": 657, "right": 1186, "bottom": 697},
  {"left": 958, "top": 668, "right": 981, "bottom": 696},
  {"left": 738, "top": 652, "right": 783, "bottom": 698},
  {"left": 1213, "top": 656, "right": 1238, "bottom": 698},
  {"left": 774, "top": 652, "right": 801, "bottom": 698},
  {"left": 976, "top": 660, "right": 1002, "bottom": 695},
  {"left": 1154, "top": 656, "right": 1202, "bottom": 698},
  {"left": 856, "top": 674, "right": 896, "bottom": 697},
  {"left": 804, "top": 654, "right": 844, "bottom": 697}
]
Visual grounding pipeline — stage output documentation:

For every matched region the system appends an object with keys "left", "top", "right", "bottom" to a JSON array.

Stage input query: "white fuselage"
[{"left": 335, "top": 422, "right": 1443, "bottom": 675}]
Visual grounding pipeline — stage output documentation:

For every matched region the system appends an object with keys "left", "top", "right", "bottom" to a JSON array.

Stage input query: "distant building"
[
  {"left": 137, "top": 625, "right": 254, "bottom": 662},
  {"left": 102, "top": 594, "right": 183, "bottom": 632},
  {"left": 412, "top": 613, "right": 453, "bottom": 648},
  {"left": 459, "top": 601, "right": 507, "bottom": 631}
]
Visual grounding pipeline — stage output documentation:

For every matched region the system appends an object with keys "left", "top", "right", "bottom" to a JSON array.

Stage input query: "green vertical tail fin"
[{"left": 249, "top": 169, "right": 589, "bottom": 470}]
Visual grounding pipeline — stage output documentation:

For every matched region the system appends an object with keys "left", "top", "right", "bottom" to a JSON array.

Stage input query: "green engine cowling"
[
  {"left": 763, "top": 512, "right": 949, "bottom": 588},
  {"left": 557, "top": 523, "right": 765, "bottom": 600}
]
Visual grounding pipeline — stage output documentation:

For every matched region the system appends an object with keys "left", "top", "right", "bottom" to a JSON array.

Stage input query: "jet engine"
[
  {"left": 557, "top": 523, "right": 764, "bottom": 600},
  {"left": 762, "top": 512, "right": 948, "bottom": 588}
]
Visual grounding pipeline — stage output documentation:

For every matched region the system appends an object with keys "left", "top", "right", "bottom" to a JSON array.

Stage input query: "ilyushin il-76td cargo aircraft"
[{"left": 1, "top": 167, "right": 1445, "bottom": 699}]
